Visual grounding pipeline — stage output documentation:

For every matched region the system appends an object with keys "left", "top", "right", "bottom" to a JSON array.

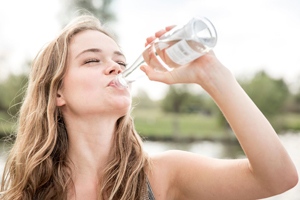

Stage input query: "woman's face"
[{"left": 57, "top": 30, "right": 131, "bottom": 118}]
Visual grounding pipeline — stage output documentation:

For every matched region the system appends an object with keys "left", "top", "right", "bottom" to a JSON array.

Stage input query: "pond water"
[
  {"left": 0, "top": 132, "right": 299, "bottom": 199},
  {"left": 144, "top": 132, "right": 300, "bottom": 200}
]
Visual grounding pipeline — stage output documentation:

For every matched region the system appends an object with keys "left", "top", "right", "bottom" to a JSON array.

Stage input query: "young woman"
[{"left": 1, "top": 15, "right": 298, "bottom": 200}]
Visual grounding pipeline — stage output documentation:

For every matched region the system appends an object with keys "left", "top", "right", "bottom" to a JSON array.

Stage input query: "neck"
[{"left": 65, "top": 114, "right": 121, "bottom": 180}]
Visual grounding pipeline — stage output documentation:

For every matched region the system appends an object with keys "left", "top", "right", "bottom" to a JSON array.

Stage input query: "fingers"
[
  {"left": 165, "top": 25, "right": 176, "bottom": 31},
  {"left": 145, "top": 36, "right": 156, "bottom": 47},
  {"left": 144, "top": 25, "right": 176, "bottom": 47},
  {"left": 154, "top": 29, "right": 168, "bottom": 38},
  {"left": 144, "top": 29, "right": 165, "bottom": 47}
]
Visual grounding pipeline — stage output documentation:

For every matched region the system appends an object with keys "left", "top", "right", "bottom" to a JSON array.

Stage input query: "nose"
[{"left": 105, "top": 61, "right": 122, "bottom": 75}]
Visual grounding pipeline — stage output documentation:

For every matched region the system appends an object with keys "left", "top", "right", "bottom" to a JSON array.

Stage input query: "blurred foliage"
[
  {"left": 160, "top": 84, "right": 215, "bottom": 115},
  {"left": 132, "top": 107, "right": 224, "bottom": 140},
  {"left": 1, "top": 68, "right": 300, "bottom": 137},
  {"left": 284, "top": 88, "right": 300, "bottom": 113},
  {"left": 132, "top": 89, "right": 157, "bottom": 109},
  {"left": 211, "top": 71, "right": 295, "bottom": 131},
  {"left": 160, "top": 85, "right": 207, "bottom": 137},
  {"left": 240, "top": 71, "right": 292, "bottom": 131},
  {"left": 157, "top": 70, "right": 299, "bottom": 133},
  {"left": 161, "top": 85, "right": 190, "bottom": 113},
  {"left": 60, "top": 0, "right": 116, "bottom": 26},
  {"left": 240, "top": 71, "right": 290, "bottom": 117},
  {"left": 0, "top": 73, "right": 28, "bottom": 117}
]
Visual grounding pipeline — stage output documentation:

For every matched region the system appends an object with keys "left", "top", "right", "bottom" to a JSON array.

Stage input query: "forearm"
[{"left": 207, "top": 69, "right": 297, "bottom": 191}]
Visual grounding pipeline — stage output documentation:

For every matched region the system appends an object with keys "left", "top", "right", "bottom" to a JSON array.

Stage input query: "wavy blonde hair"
[{"left": 1, "top": 14, "right": 150, "bottom": 200}]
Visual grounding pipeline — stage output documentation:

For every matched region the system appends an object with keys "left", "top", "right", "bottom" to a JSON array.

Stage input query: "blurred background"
[{"left": 0, "top": 0, "right": 299, "bottom": 199}]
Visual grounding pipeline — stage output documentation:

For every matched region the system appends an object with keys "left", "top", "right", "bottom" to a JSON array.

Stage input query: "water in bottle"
[{"left": 112, "top": 17, "right": 217, "bottom": 89}]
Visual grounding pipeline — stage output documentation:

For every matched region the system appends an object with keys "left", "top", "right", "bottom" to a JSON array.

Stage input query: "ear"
[{"left": 56, "top": 89, "right": 66, "bottom": 107}]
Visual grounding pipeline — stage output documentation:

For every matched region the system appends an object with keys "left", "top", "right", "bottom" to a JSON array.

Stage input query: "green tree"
[
  {"left": 241, "top": 71, "right": 290, "bottom": 117},
  {"left": 238, "top": 71, "right": 291, "bottom": 131},
  {"left": 132, "top": 88, "right": 156, "bottom": 109},
  {"left": 60, "top": 0, "right": 116, "bottom": 25},
  {"left": 216, "top": 71, "right": 291, "bottom": 132},
  {"left": 284, "top": 89, "right": 300, "bottom": 113},
  {"left": 292, "top": 91, "right": 300, "bottom": 113},
  {"left": 0, "top": 73, "right": 28, "bottom": 116},
  {"left": 161, "top": 85, "right": 215, "bottom": 114},
  {"left": 161, "top": 85, "right": 186, "bottom": 137},
  {"left": 161, "top": 84, "right": 213, "bottom": 137},
  {"left": 161, "top": 85, "right": 190, "bottom": 114}
]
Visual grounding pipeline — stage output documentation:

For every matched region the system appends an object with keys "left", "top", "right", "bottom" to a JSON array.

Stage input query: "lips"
[
  {"left": 107, "top": 78, "right": 128, "bottom": 91},
  {"left": 108, "top": 79, "right": 116, "bottom": 87},
  {"left": 107, "top": 76, "right": 129, "bottom": 90}
]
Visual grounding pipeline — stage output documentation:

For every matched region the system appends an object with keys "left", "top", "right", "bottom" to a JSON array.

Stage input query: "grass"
[
  {"left": 132, "top": 108, "right": 226, "bottom": 140},
  {"left": 280, "top": 113, "right": 300, "bottom": 132},
  {"left": 0, "top": 108, "right": 299, "bottom": 140},
  {"left": 132, "top": 107, "right": 300, "bottom": 140}
]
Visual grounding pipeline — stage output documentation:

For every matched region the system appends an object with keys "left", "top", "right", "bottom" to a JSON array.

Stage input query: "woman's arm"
[{"left": 142, "top": 28, "right": 298, "bottom": 200}]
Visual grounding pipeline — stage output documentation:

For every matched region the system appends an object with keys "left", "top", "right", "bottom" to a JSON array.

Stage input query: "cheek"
[
  {"left": 61, "top": 71, "right": 105, "bottom": 115},
  {"left": 63, "top": 69, "right": 101, "bottom": 101}
]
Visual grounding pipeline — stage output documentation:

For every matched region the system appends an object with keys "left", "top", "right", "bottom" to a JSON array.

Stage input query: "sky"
[{"left": 1, "top": 0, "right": 300, "bottom": 100}]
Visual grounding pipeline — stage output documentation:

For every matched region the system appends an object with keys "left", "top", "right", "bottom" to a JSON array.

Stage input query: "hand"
[{"left": 140, "top": 26, "right": 230, "bottom": 92}]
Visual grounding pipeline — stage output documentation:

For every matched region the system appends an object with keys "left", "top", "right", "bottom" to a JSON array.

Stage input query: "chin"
[
  {"left": 113, "top": 106, "right": 131, "bottom": 120},
  {"left": 112, "top": 97, "right": 131, "bottom": 112}
]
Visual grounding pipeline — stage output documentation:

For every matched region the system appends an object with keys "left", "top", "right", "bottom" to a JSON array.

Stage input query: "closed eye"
[
  {"left": 117, "top": 61, "right": 127, "bottom": 68},
  {"left": 84, "top": 58, "right": 100, "bottom": 64}
]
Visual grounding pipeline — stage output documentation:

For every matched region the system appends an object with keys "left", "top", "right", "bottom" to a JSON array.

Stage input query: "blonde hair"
[{"left": 1, "top": 15, "right": 150, "bottom": 200}]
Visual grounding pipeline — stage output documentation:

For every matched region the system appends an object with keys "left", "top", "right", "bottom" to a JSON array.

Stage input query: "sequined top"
[{"left": 146, "top": 178, "right": 155, "bottom": 200}]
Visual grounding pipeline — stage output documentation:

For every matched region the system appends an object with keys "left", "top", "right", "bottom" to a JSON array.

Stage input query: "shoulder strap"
[{"left": 146, "top": 177, "right": 155, "bottom": 200}]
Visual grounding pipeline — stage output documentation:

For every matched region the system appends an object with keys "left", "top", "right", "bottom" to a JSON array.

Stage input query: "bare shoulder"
[
  {"left": 150, "top": 149, "right": 220, "bottom": 169},
  {"left": 147, "top": 150, "right": 189, "bottom": 199},
  {"left": 149, "top": 150, "right": 203, "bottom": 175},
  {"left": 147, "top": 150, "right": 219, "bottom": 199},
  {"left": 147, "top": 150, "right": 258, "bottom": 200}
]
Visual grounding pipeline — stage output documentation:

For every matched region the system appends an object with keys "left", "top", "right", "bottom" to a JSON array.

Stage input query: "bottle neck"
[
  {"left": 122, "top": 53, "right": 145, "bottom": 78},
  {"left": 113, "top": 74, "right": 129, "bottom": 89}
]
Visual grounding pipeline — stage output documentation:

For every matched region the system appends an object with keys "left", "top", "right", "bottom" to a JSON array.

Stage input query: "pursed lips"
[
  {"left": 107, "top": 78, "right": 128, "bottom": 91},
  {"left": 107, "top": 78, "right": 119, "bottom": 87}
]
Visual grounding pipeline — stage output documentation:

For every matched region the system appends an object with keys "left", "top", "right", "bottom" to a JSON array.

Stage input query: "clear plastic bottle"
[{"left": 113, "top": 17, "right": 217, "bottom": 89}]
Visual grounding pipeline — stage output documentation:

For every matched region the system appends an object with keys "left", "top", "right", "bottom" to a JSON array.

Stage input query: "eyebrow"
[{"left": 75, "top": 48, "right": 125, "bottom": 59}]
